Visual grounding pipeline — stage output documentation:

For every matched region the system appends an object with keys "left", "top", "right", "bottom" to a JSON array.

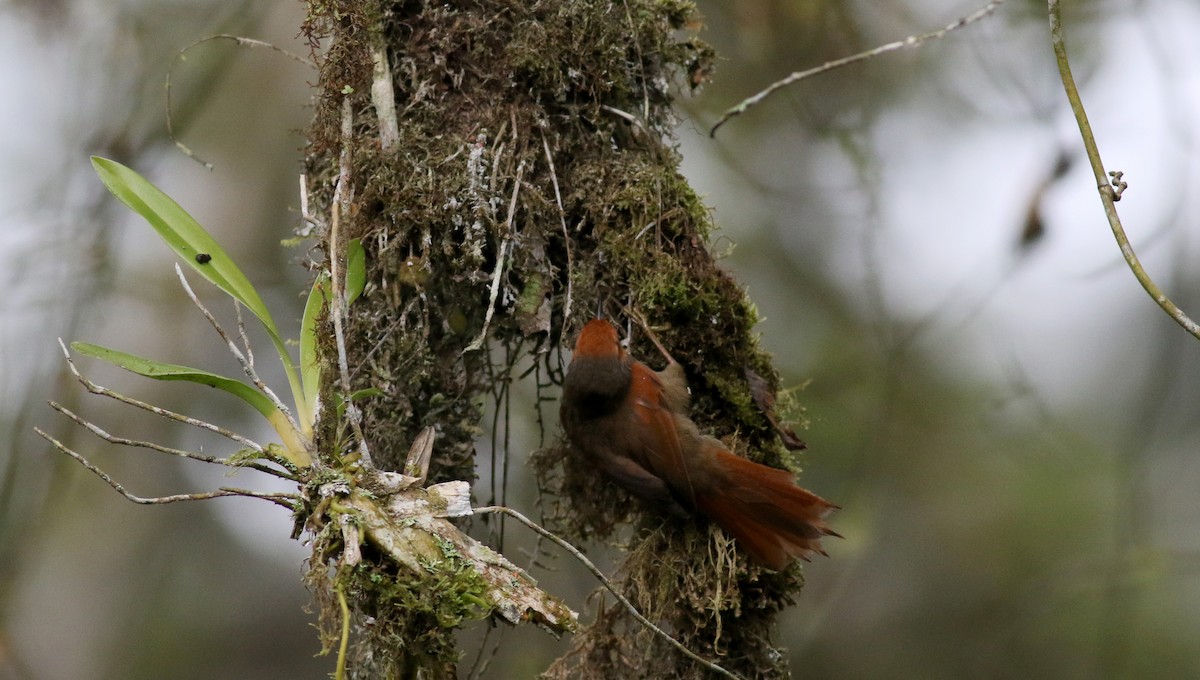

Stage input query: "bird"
[{"left": 559, "top": 317, "right": 839, "bottom": 570}]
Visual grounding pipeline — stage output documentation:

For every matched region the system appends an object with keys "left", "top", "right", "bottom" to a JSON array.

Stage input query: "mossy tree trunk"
[{"left": 302, "top": 1, "right": 808, "bottom": 677}]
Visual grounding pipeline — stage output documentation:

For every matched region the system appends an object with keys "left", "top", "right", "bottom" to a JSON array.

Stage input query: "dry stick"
[
  {"left": 57, "top": 339, "right": 266, "bottom": 453},
  {"left": 300, "top": 174, "right": 311, "bottom": 225},
  {"left": 235, "top": 302, "right": 255, "bottom": 371},
  {"left": 463, "top": 238, "right": 510, "bottom": 353},
  {"left": 174, "top": 264, "right": 303, "bottom": 438},
  {"left": 601, "top": 104, "right": 644, "bottom": 130},
  {"left": 541, "top": 131, "right": 573, "bottom": 333},
  {"left": 623, "top": 306, "right": 675, "bottom": 364},
  {"left": 299, "top": 173, "right": 328, "bottom": 235},
  {"left": 331, "top": 97, "right": 376, "bottom": 469},
  {"left": 48, "top": 401, "right": 296, "bottom": 481},
  {"left": 710, "top": 0, "right": 1005, "bottom": 137},
  {"left": 166, "top": 35, "right": 315, "bottom": 169},
  {"left": 473, "top": 505, "right": 746, "bottom": 680},
  {"left": 34, "top": 428, "right": 298, "bottom": 510},
  {"left": 370, "top": 34, "right": 401, "bottom": 154},
  {"left": 1047, "top": 0, "right": 1200, "bottom": 340}
]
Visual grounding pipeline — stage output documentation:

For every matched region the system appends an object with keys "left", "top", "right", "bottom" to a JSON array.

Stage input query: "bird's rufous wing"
[{"left": 628, "top": 361, "right": 696, "bottom": 507}]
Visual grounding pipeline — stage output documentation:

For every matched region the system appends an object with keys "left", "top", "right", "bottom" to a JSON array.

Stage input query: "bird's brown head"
[
  {"left": 563, "top": 318, "right": 631, "bottom": 412},
  {"left": 572, "top": 318, "right": 624, "bottom": 360}
]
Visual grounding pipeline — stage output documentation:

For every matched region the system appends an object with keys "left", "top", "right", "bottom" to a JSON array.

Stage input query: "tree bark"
[{"left": 302, "top": 1, "right": 807, "bottom": 676}]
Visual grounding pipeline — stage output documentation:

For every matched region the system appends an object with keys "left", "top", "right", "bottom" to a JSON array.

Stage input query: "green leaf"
[
  {"left": 71, "top": 341, "right": 311, "bottom": 467},
  {"left": 298, "top": 240, "right": 366, "bottom": 422},
  {"left": 91, "top": 158, "right": 278, "bottom": 340},
  {"left": 349, "top": 387, "right": 384, "bottom": 401},
  {"left": 300, "top": 273, "right": 330, "bottom": 424},
  {"left": 90, "top": 156, "right": 310, "bottom": 432},
  {"left": 346, "top": 238, "right": 366, "bottom": 306},
  {"left": 71, "top": 342, "right": 273, "bottom": 416}
]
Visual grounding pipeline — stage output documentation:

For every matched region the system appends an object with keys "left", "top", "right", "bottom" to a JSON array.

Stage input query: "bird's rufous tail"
[{"left": 694, "top": 446, "right": 839, "bottom": 571}]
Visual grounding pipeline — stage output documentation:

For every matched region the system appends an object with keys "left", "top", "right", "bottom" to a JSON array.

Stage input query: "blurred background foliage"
[{"left": 4, "top": 0, "right": 1200, "bottom": 678}]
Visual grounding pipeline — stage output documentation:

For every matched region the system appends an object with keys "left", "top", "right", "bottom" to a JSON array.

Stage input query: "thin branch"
[
  {"left": 235, "top": 301, "right": 255, "bottom": 371},
  {"left": 331, "top": 97, "right": 376, "bottom": 469},
  {"left": 1047, "top": 0, "right": 1200, "bottom": 340},
  {"left": 601, "top": 104, "right": 649, "bottom": 139},
  {"left": 174, "top": 264, "right": 302, "bottom": 435},
  {"left": 166, "top": 35, "right": 315, "bottom": 168},
  {"left": 58, "top": 339, "right": 265, "bottom": 453},
  {"left": 34, "top": 428, "right": 298, "bottom": 510},
  {"left": 299, "top": 173, "right": 328, "bottom": 236},
  {"left": 624, "top": 305, "right": 674, "bottom": 364},
  {"left": 541, "top": 131, "right": 573, "bottom": 333},
  {"left": 473, "top": 505, "right": 745, "bottom": 680},
  {"left": 710, "top": 0, "right": 1005, "bottom": 136},
  {"left": 48, "top": 401, "right": 296, "bottom": 481},
  {"left": 300, "top": 174, "right": 311, "bottom": 222},
  {"left": 463, "top": 238, "right": 511, "bottom": 353}
]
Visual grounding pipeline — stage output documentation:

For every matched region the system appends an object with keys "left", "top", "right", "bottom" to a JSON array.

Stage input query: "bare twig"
[
  {"left": 331, "top": 97, "right": 376, "bottom": 469},
  {"left": 48, "top": 401, "right": 296, "bottom": 480},
  {"left": 710, "top": 0, "right": 1005, "bottom": 136},
  {"left": 371, "top": 36, "right": 400, "bottom": 153},
  {"left": 58, "top": 339, "right": 265, "bottom": 453},
  {"left": 235, "top": 302, "right": 255, "bottom": 370},
  {"left": 174, "top": 264, "right": 303, "bottom": 435},
  {"left": 473, "top": 505, "right": 745, "bottom": 680},
  {"left": 166, "top": 35, "right": 315, "bottom": 168},
  {"left": 300, "top": 174, "right": 311, "bottom": 221},
  {"left": 463, "top": 239, "right": 511, "bottom": 353},
  {"left": 299, "top": 173, "right": 328, "bottom": 236},
  {"left": 1047, "top": 0, "right": 1200, "bottom": 340},
  {"left": 34, "top": 428, "right": 298, "bottom": 510},
  {"left": 601, "top": 104, "right": 649, "bottom": 139},
  {"left": 541, "top": 131, "right": 573, "bottom": 333},
  {"left": 624, "top": 306, "right": 675, "bottom": 364}
]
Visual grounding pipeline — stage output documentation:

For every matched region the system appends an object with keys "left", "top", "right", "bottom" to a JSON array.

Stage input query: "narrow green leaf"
[
  {"left": 346, "top": 238, "right": 366, "bottom": 306},
  {"left": 349, "top": 387, "right": 384, "bottom": 401},
  {"left": 90, "top": 157, "right": 279, "bottom": 338},
  {"left": 300, "top": 273, "right": 330, "bottom": 423},
  {"left": 71, "top": 341, "right": 312, "bottom": 467},
  {"left": 89, "top": 156, "right": 310, "bottom": 431},
  {"left": 299, "top": 239, "right": 364, "bottom": 422},
  {"left": 72, "top": 341, "right": 277, "bottom": 418}
]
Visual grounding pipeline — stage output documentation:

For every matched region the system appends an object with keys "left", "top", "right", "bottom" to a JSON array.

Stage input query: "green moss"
[
  {"left": 303, "top": 0, "right": 808, "bottom": 676},
  {"left": 352, "top": 555, "right": 492, "bottom": 630},
  {"left": 304, "top": 508, "right": 497, "bottom": 676},
  {"left": 341, "top": 557, "right": 491, "bottom": 675}
]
